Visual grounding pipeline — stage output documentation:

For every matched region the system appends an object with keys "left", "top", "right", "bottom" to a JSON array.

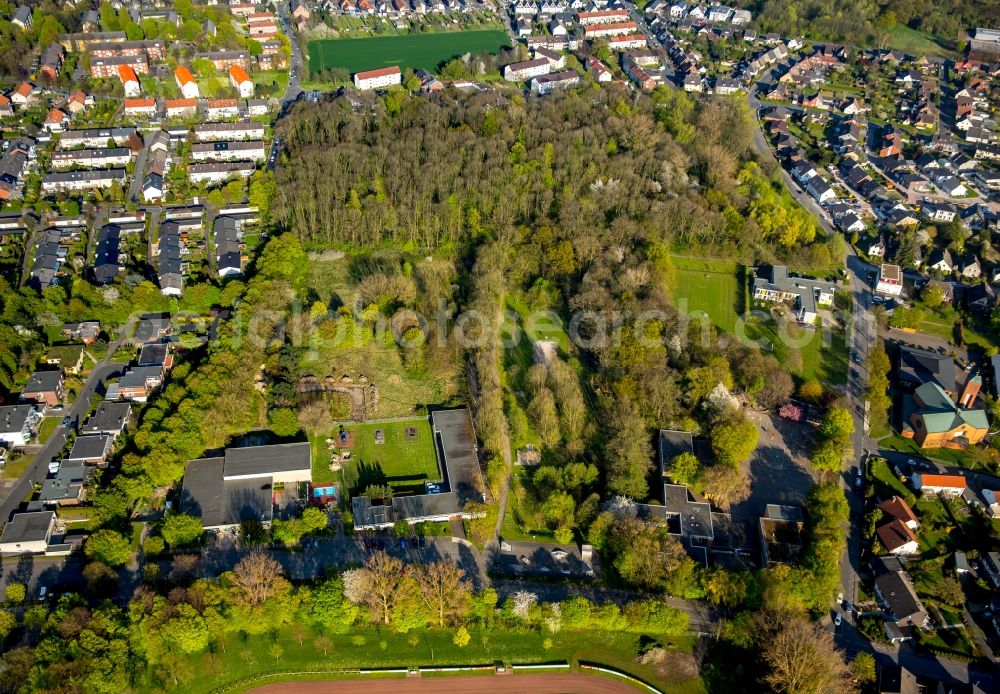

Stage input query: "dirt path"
[{"left": 250, "top": 672, "right": 643, "bottom": 694}]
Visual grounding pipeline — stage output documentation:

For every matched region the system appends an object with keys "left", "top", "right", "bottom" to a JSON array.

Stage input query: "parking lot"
[{"left": 730, "top": 409, "right": 818, "bottom": 523}]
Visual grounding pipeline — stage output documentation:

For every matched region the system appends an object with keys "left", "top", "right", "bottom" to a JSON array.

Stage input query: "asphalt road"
[
  {"left": 278, "top": 5, "right": 305, "bottom": 108},
  {"left": 0, "top": 348, "right": 125, "bottom": 524}
]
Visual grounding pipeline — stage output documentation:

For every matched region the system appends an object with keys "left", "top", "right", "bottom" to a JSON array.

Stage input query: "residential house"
[
  {"left": 503, "top": 58, "right": 550, "bottom": 82},
  {"left": 759, "top": 505, "right": 805, "bottom": 567},
  {"left": 181, "top": 442, "right": 313, "bottom": 531},
  {"left": 752, "top": 265, "right": 835, "bottom": 323},
  {"left": 61, "top": 322, "right": 100, "bottom": 344},
  {"left": 12, "top": 5, "right": 31, "bottom": 30},
  {"left": 43, "top": 344, "right": 84, "bottom": 375},
  {"left": 39, "top": 460, "right": 86, "bottom": 507},
  {"left": 875, "top": 263, "right": 903, "bottom": 296},
  {"left": 20, "top": 371, "right": 64, "bottom": 408},
  {"left": 876, "top": 519, "right": 919, "bottom": 555},
  {"left": 911, "top": 472, "right": 968, "bottom": 497},
  {"left": 872, "top": 557, "right": 928, "bottom": 640},
  {"left": 80, "top": 401, "right": 132, "bottom": 439},
  {"left": 0, "top": 512, "right": 55, "bottom": 556},
  {"left": 65, "top": 434, "right": 113, "bottom": 465},
  {"left": 0, "top": 405, "right": 40, "bottom": 447},
  {"left": 117, "top": 64, "right": 141, "bottom": 97},
  {"left": 174, "top": 66, "right": 200, "bottom": 99},
  {"left": 228, "top": 65, "right": 254, "bottom": 98}
]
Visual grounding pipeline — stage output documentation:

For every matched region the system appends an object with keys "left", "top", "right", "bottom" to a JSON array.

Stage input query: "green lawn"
[
  {"left": 308, "top": 30, "right": 511, "bottom": 76},
  {"left": 665, "top": 255, "right": 743, "bottom": 334},
  {"left": 311, "top": 418, "right": 440, "bottom": 494},
  {"left": 884, "top": 25, "right": 957, "bottom": 60},
  {"left": 880, "top": 435, "right": 985, "bottom": 470},
  {"left": 37, "top": 417, "right": 60, "bottom": 445},
  {"left": 151, "top": 625, "right": 703, "bottom": 694},
  {"left": 868, "top": 457, "right": 915, "bottom": 503}
]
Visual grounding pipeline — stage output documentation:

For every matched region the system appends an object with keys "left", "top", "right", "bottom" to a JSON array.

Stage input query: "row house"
[
  {"left": 583, "top": 21, "right": 637, "bottom": 38},
  {"left": 157, "top": 221, "right": 184, "bottom": 297},
  {"left": 188, "top": 161, "right": 256, "bottom": 184},
  {"left": 192, "top": 121, "right": 265, "bottom": 141},
  {"left": 92, "top": 223, "right": 123, "bottom": 285},
  {"left": 58, "top": 31, "right": 127, "bottom": 51},
  {"left": 89, "top": 39, "right": 165, "bottom": 61},
  {"left": 503, "top": 58, "right": 549, "bottom": 82},
  {"left": 205, "top": 98, "right": 241, "bottom": 120},
  {"left": 190, "top": 140, "right": 267, "bottom": 163},
  {"left": 51, "top": 147, "right": 132, "bottom": 170},
  {"left": 530, "top": 70, "right": 580, "bottom": 95},
  {"left": 59, "top": 127, "right": 139, "bottom": 149},
  {"left": 194, "top": 50, "right": 251, "bottom": 71},
  {"left": 123, "top": 98, "right": 157, "bottom": 119},
  {"left": 41, "top": 168, "right": 127, "bottom": 193},
  {"left": 90, "top": 54, "right": 148, "bottom": 78}
]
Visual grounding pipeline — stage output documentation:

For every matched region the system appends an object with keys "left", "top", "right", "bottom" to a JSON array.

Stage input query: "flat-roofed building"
[{"left": 0, "top": 511, "right": 55, "bottom": 555}]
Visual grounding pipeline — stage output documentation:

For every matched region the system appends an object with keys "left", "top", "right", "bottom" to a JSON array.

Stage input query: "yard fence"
[{"left": 211, "top": 660, "right": 656, "bottom": 693}]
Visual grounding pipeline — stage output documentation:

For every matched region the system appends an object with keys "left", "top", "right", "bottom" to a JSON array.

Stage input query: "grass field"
[
  {"left": 37, "top": 417, "right": 60, "bottom": 445},
  {"left": 665, "top": 256, "right": 848, "bottom": 385},
  {"left": 152, "top": 625, "right": 703, "bottom": 694},
  {"left": 311, "top": 418, "right": 440, "bottom": 494},
  {"left": 885, "top": 25, "right": 957, "bottom": 60},
  {"left": 308, "top": 30, "right": 511, "bottom": 75}
]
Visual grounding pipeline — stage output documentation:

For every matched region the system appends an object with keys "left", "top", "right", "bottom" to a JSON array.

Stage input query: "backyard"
[
  {"left": 307, "top": 30, "right": 511, "bottom": 76},
  {"left": 310, "top": 417, "right": 441, "bottom": 495}
]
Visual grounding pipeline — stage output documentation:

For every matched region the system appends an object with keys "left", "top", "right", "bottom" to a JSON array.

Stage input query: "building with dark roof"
[
  {"left": 93, "top": 224, "right": 122, "bottom": 285},
  {"left": 872, "top": 556, "right": 928, "bottom": 638},
  {"left": 20, "top": 370, "right": 64, "bottom": 408},
  {"left": 180, "top": 442, "right": 312, "bottom": 531},
  {"left": 895, "top": 345, "right": 958, "bottom": 396},
  {"left": 752, "top": 265, "right": 836, "bottom": 323},
  {"left": 759, "top": 504, "right": 804, "bottom": 566},
  {"left": 80, "top": 402, "right": 132, "bottom": 438},
  {"left": 66, "top": 434, "right": 113, "bottom": 465},
  {"left": 0, "top": 405, "right": 40, "bottom": 447},
  {"left": 39, "top": 460, "right": 86, "bottom": 507},
  {"left": 0, "top": 511, "right": 55, "bottom": 555},
  {"left": 493, "top": 540, "right": 595, "bottom": 578}
]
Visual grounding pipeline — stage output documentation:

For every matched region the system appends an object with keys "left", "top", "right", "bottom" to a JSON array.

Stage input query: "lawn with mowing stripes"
[{"left": 308, "top": 30, "right": 511, "bottom": 76}]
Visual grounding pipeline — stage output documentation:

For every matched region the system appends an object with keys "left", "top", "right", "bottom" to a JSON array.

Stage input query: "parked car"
[{"left": 834, "top": 612, "right": 842, "bottom": 626}]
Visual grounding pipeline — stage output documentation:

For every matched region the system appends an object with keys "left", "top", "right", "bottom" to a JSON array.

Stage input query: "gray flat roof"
[
  {"left": 67, "top": 434, "right": 112, "bottom": 461},
  {"left": 0, "top": 511, "right": 54, "bottom": 544},
  {"left": 181, "top": 457, "right": 274, "bottom": 528},
  {"left": 138, "top": 343, "right": 168, "bottom": 367},
  {"left": 23, "top": 370, "right": 62, "bottom": 393},
  {"left": 81, "top": 402, "right": 131, "bottom": 435},
  {"left": 431, "top": 409, "right": 484, "bottom": 506},
  {"left": 39, "top": 460, "right": 86, "bottom": 502},
  {"left": 223, "top": 441, "right": 311, "bottom": 479},
  {"left": 658, "top": 429, "right": 694, "bottom": 474}
]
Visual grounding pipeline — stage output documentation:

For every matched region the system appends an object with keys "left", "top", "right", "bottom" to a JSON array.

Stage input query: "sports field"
[
  {"left": 307, "top": 29, "right": 511, "bottom": 76},
  {"left": 665, "top": 255, "right": 744, "bottom": 334}
]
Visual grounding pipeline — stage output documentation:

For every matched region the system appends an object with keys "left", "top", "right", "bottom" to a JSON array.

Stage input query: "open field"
[
  {"left": 311, "top": 418, "right": 439, "bottom": 493},
  {"left": 665, "top": 256, "right": 848, "bottom": 385},
  {"left": 153, "top": 625, "right": 703, "bottom": 694},
  {"left": 308, "top": 30, "right": 511, "bottom": 76},
  {"left": 665, "top": 256, "right": 743, "bottom": 334},
  {"left": 885, "top": 25, "right": 957, "bottom": 60}
]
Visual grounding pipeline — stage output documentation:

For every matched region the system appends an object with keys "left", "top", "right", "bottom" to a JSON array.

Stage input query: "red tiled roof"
[
  {"left": 117, "top": 64, "right": 138, "bottom": 84},
  {"left": 876, "top": 519, "right": 917, "bottom": 552},
  {"left": 228, "top": 65, "right": 251, "bottom": 84},
  {"left": 355, "top": 66, "right": 401, "bottom": 80},
  {"left": 878, "top": 496, "right": 918, "bottom": 525},
  {"left": 174, "top": 66, "right": 195, "bottom": 85},
  {"left": 124, "top": 98, "right": 155, "bottom": 108},
  {"left": 918, "top": 474, "right": 967, "bottom": 489}
]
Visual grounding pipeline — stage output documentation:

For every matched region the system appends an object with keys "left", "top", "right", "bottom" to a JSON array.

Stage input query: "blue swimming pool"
[{"left": 313, "top": 485, "right": 336, "bottom": 497}]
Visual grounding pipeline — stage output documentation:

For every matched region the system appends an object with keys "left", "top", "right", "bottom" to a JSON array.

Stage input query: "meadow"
[{"left": 307, "top": 30, "right": 510, "bottom": 75}]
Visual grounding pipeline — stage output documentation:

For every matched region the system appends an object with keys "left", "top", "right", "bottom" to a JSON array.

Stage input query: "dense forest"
[
  {"left": 750, "top": 0, "right": 1000, "bottom": 46},
  {"left": 273, "top": 86, "right": 832, "bottom": 263}
]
